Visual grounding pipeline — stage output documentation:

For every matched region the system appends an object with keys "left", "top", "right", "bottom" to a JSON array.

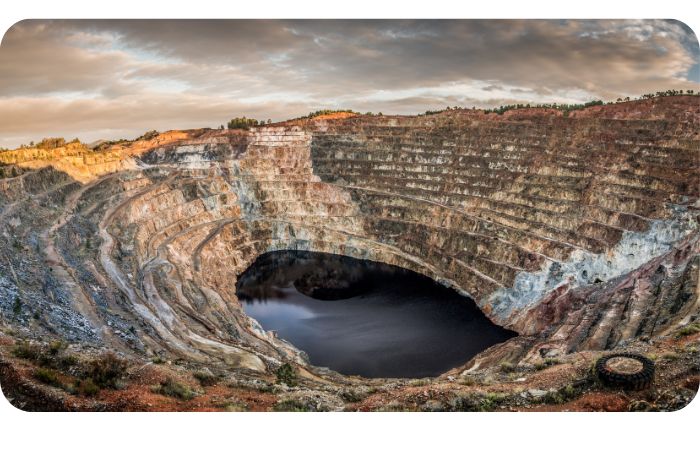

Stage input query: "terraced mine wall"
[{"left": 0, "top": 96, "right": 698, "bottom": 376}]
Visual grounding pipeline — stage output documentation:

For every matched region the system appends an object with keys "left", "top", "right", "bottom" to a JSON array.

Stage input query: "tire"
[{"left": 595, "top": 353, "right": 655, "bottom": 390}]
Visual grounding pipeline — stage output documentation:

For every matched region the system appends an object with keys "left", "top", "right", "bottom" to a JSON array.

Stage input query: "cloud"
[
  {"left": 0, "top": 94, "right": 315, "bottom": 148},
  {"left": 0, "top": 19, "right": 698, "bottom": 148}
]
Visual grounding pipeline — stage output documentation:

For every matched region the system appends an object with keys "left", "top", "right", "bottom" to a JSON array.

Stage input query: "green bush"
[
  {"left": 57, "top": 354, "right": 79, "bottom": 369},
  {"left": 86, "top": 352, "right": 128, "bottom": 388},
  {"left": 538, "top": 384, "right": 581, "bottom": 405},
  {"left": 227, "top": 117, "right": 261, "bottom": 130},
  {"left": 296, "top": 109, "right": 356, "bottom": 120},
  {"left": 36, "top": 137, "right": 67, "bottom": 149},
  {"left": 12, "top": 340, "right": 78, "bottom": 370},
  {"left": 275, "top": 363, "right": 297, "bottom": 386},
  {"left": 675, "top": 323, "right": 700, "bottom": 339},
  {"left": 273, "top": 399, "right": 311, "bottom": 412},
  {"left": 12, "top": 341, "right": 42, "bottom": 361},
  {"left": 34, "top": 368, "right": 62, "bottom": 387},
  {"left": 534, "top": 358, "right": 561, "bottom": 371},
  {"left": 49, "top": 340, "right": 66, "bottom": 355},
  {"left": 154, "top": 377, "right": 196, "bottom": 400},
  {"left": 138, "top": 130, "right": 159, "bottom": 141},
  {"left": 449, "top": 392, "right": 506, "bottom": 412},
  {"left": 193, "top": 370, "right": 218, "bottom": 386}
]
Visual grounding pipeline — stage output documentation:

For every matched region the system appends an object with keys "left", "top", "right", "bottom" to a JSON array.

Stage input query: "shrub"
[
  {"left": 660, "top": 352, "right": 680, "bottom": 361},
  {"left": 675, "top": 323, "right": 700, "bottom": 339},
  {"left": 538, "top": 384, "right": 581, "bottom": 405},
  {"left": 227, "top": 117, "right": 261, "bottom": 130},
  {"left": 340, "top": 388, "right": 371, "bottom": 403},
  {"left": 458, "top": 376, "right": 477, "bottom": 386},
  {"left": 36, "top": 137, "right": 67, "bottom": 150},
  {"left": 138, "top": 130, "right": 159, "bottom": 141},
  {"left": 193, "top": 370, "right": 218, "bottom": 386},
  {"left": 480, "top": 392, "right": 506, "bottom": 411},
  {"left": 76, "top": 378, "right": 100, "bottom": 396},
  {"left": 223, "top": 402, "right": 248, "bottom": 412},
  {"left": 449, "top": 392, "right": 506, "bottom": 412},
  {"left": 12, "top": 340, "right": 78, "bottom": 370},
  {"left": 273, "top": 399, "right": 311, "bottom": 412},
  {"left": 296, "top": 109, "right": 356, "bottom": 120},
  {"left": 34, "top": 368, "right": 62, "bottom": 387},
  {"left": 534, "top": 358, "right": 561, "bottom": 371},
  {"left": 94, "top": 138, "right": 130, "bottom": 151},
  {"left": 275, "top": 363, "right": 297, "bottom": 387},
  {"left": 86, "top": 352, "right": 128, "bottom": 388},
  {"left": 49, "top": 340, "right": 66, "bottom": 355},
  {"left": 58, "top": 354, "right": 79, "bottom": 369},
  {"left": 375, "top": 400, "right": 414, "bottom": 412},
  {"left": 500, "top": 362, "right": 517, "bottom": 373},
  {"left": 12, "top": 341, "right": 42, "bottom": 361},
  {"left": 154, "top": 377, "right": 196, "bottom": 400}
]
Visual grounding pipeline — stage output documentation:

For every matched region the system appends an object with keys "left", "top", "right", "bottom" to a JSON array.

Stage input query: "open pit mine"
[{"left": 0, "top": 96, "right": 698, "bottom": 411}]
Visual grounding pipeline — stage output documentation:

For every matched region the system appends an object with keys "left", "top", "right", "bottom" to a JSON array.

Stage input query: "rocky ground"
[{"left": 0, "top": 324, "right": 697, "bottom": 411}]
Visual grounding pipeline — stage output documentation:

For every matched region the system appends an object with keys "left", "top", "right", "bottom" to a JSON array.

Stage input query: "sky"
[{"left": 0, "top": 19, "right": 698, "bottom": 148}]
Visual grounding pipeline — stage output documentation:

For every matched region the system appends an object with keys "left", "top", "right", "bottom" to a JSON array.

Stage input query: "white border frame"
[{"left": 0, "top": 2, "right": 698, "bottom": 449}]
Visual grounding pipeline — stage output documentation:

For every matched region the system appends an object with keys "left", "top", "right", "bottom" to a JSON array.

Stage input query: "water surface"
[{"left": 237, "top": 251, "right": 516, "bottom": 378}]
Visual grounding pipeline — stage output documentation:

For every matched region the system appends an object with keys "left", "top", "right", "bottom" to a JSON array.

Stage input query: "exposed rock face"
[{"left": 0, "top": 96, "right": 698, "bottom": 381}]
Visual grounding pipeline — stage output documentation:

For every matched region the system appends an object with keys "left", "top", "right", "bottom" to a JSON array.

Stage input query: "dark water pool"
[{"left": 237, "top": 251, "right": 516, "bottom": 378}]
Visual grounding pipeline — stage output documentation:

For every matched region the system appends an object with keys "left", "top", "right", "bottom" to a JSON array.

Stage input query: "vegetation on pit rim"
[
  {"left": 296, "top": 109, "right": 356, "bottom": 120},
  {"left": 291, "top": 109, "right": 384, "bottom": 121},
  {"left": 420, "top": 89, "right": 699, "bottom": 116},
  {"left": 3, "top": 90, "right": 694, "bottom": 151},
  {"left": 8, "top": 137, "right": 86, "bottom": 151},
  {"left": 226, "top": 116, "right": 269, "bottom": 130},
  {"left": 136, "top": 130, "right": 159, "bottom": 141}
]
